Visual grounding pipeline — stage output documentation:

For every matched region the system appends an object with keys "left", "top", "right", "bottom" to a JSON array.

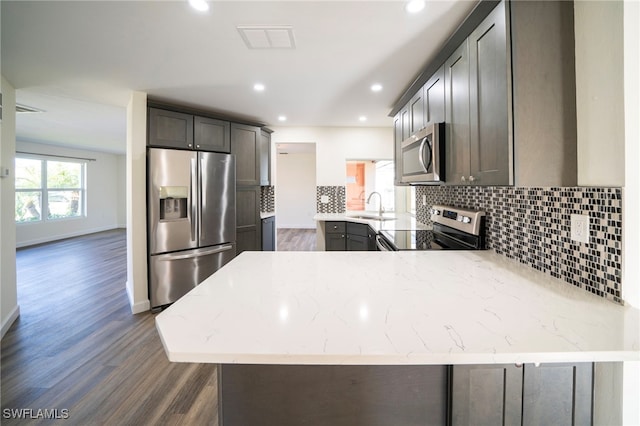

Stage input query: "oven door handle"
[{"left": 376, "top": 235, "right": 395, "bottom": 251}]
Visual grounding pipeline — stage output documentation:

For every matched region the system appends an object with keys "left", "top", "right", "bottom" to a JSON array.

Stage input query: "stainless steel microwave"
[{"left": 400, "top": 122, "right": 445, "bottom": 184}]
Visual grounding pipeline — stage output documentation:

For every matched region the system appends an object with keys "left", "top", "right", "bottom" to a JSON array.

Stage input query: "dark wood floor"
[
  {"left": 1, "top": 229, "right": 219, "bottom": 425},
  {"left": 277, "top": 228, "right": 316, "bottom": 251}
]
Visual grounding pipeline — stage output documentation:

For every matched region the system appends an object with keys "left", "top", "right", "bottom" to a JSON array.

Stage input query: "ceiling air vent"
[
  {"left": 16, "top": 103, "right": 44, "bottom": 113},
  {"left": 237, "top": 25, "right": 296, "bottom": 49}
]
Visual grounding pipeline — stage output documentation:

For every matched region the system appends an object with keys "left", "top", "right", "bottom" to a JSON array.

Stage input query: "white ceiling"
[{"left": 2, "top": 0, "right": 478, "bottom": 154}]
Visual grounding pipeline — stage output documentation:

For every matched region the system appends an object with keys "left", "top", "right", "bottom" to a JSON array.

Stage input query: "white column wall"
[
  {"left": 0, "top": 75, "right": 19, "bottom": 338},
  {"left": 125, "top": 91, "right": 149, "bottom": 314}
]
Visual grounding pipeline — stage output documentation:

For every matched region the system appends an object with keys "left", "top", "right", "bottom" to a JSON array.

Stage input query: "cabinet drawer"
[
  {"left": 346, "top": 222, "right": 369, "bottom": 238},
  {"left": 326, "top": 222, "right": 346, "bottom": 234}
]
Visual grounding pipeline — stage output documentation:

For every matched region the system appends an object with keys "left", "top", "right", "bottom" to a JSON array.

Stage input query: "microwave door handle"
[{"left": 418, "top": 137, "right": 428, "bottom": 172}]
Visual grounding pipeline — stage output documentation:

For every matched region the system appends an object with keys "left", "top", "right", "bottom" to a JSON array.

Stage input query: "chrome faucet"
[{"left": 366, "top": 192, "right": 383, "bottom": 217}]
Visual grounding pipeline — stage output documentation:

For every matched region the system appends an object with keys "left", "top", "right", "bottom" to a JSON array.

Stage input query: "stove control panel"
[{"left": 430, "top": 205, "right": 485, "bottom": 236}]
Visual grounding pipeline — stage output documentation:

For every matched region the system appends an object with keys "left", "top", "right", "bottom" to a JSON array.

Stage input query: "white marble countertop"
[
  {"left": 156, "top": 251, "right": 640, "bottom": 365},
  {"left": 313, "top": 212, "right": 430, "bottom": 232},
  {"left": 260, "top": 211, "right": 275, "bottom": 219}
]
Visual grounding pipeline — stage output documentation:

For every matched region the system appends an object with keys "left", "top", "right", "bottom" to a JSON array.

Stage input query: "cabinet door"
[
  {"left": 451, "top": 364, "right": 523, "bottom": 426},
  {"left": 236, "top": 186, "right": 261, "bottom": 254},
  {"left": 261, "top": 216, "right": 275, "bottom": 251},
  {"left": 325, "top": 233, "right": 346, "bottom": 251},
  {"left": 522, "top": 363, "right": 593, "bottom": 426},
  {"left": 194, "top": 116, "right": 230, "bottom": 153},
  {"left": 400, "top": 104, "right": 410, "bottom": 141},
  {"left": 409, "top": 87, "right": 425, "bottom": 135},
  {"left": 346, "top": 234, "right": 369, "bottom": 251},
  {"left": 469, "top": 0, "right": 511, "bottom": 185},
  {"left": 393, "top": 113, "right": 407, "bottom": 186},
  {"left": 148, "top": 108, "right": 194, "bottom": 149},
  {"left": 260, "top": 130, "right": 271, "bottom": 186},
  {"left": 424, "top": 65, "right": 445, "bottom": 125},
  {"left": 231, "top": 123, "right": 260, "bottom": 186},
  {"left": 445, "top": 40, "right": 471, "bottom": 184}
]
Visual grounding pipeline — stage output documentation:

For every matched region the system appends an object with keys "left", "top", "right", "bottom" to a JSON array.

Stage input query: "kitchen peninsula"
[{"left": 156, "top": 250, "right": 639, "bottom": 424}]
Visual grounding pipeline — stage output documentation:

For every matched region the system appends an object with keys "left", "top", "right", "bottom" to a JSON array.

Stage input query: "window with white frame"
[{"left": 15, "top": 156, "right": 86, "bottom": 223}]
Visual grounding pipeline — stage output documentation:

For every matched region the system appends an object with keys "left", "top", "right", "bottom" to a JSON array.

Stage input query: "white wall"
[
  {"left": 275, "top": 151, "right": 317, "bottom": 228},
  {"left": 1, "top": 75, "right": 19, "bottom": 338},
  {"left": 271, "top": 127, "right": 394, "bottom": 186},
  {"left": 622, "top": 0, "right": 640, "bottom": 423},
  {"left": 15, "top": 141, "right": 124, "bottom": 247},
  {"left": 117, "top": 154, "right": 127, "bottom": 227},
  {"left": 575, "top": 0, "right": 625, "bottom": 186}
]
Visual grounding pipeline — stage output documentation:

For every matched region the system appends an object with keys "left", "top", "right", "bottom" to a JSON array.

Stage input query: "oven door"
[{"left": 400, "top": 122, "right": 444, "bottom": 184}]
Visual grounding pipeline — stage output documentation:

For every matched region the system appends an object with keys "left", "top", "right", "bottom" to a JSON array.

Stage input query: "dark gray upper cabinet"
[
  {"left": 400, "top": 104, "right": 410, "bottom": 142},
  {"left": 445, "top": 1, "right": 511, "bottom": 186},
  {"left": 231, "top": 123, "right": 261, "bottom": 186},
  {"left": 468, "top": 0, "right": 511, "bottom": 185},
  {"left": 194, "top": 116, "right": 230, "bottom": 153},
  {"left": 409, "top": 87, "right": 425, "bottom": 135},
  {"left": 148, "top": 108, "right": 194, "bottom": 149},
  {"left": 424, "top": 65, "right": 445, "bottom": 126},
  {"left": 445, "top": 39, "right": 471, "bottom": 185},
  {"left": 260, "top": 130, "right": 271, "bottom": 186}
]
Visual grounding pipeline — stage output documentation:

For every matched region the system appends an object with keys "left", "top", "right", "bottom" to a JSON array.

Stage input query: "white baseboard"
[
  {"left": 1, "top": 304, "right": 20, "bottom": 340},
  {"left": 16, "top": 225, "right": 122, "bottom": 248},
  {"left": 126, "top": 281, "right": 150, "bottom": 314}
]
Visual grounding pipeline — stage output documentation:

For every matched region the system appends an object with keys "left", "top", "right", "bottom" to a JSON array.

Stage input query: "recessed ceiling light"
[
  {"left": 188, "top": 0, "right": 209, "bottom": 12},
  {"left": 371, "top": 83, "right": 383, "bottom": 92},
  {"left": 405, "top": 0, "right": 425, "bottom": 14},
  {"left": 253, "top": 83, "right": 265, "bottom": 92},
  {"left": 359, "top": 116, "right": 367, "bottom": 122},
  {"left": 278, "top": 115, "right": 287, "bottom": 122}
]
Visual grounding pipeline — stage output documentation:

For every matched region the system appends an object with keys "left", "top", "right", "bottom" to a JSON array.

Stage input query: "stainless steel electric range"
[{"left": 376, "top": 205, "right": 486, "bottom": 251}]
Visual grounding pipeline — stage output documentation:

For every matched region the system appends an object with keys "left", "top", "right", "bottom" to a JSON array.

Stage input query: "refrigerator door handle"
[
  {"left": 155, "top": 245, "right": 234, "bottom": 261},
  {"left": 190, "top": 157, "right": 197, "bottom": 242}
]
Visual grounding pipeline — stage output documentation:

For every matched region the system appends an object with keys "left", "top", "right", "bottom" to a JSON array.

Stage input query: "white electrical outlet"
[
  {"left": 570, "top": 214, "right": 589, "bottom": 244},
  {"left": 320, "top": 195, "right": 329, "bottom": 204},
  {"left": 422, "top": 195, "right": 427, "bottom": 206}
]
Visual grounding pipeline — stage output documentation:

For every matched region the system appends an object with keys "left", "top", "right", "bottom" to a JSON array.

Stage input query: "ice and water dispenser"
[{"left": 159, "top": 186, "right": 188, "bottom": 221}]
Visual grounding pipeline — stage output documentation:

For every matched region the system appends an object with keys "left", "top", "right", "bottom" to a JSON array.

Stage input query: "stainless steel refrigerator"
[{"left": 148, "top": 148, "right": 236, "bottom": 309}]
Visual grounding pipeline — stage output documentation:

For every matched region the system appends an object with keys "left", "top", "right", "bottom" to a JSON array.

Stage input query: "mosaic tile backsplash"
[
  {"left": 316, "top": 186, "right": 346, "bottom": 214},
  {"left": 415, "top": 186, "right": 623, "bottom": 304},
  {"left": 261, "top": 186, "right": 275, "bottom": 213}
]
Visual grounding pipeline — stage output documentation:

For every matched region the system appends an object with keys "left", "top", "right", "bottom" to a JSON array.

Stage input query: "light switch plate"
[
  {"left": 320, "top": 195, "right": 329, "bottom": 204},
  {"left": 570, "top": 214, "right": 589, "bottom": 244}
]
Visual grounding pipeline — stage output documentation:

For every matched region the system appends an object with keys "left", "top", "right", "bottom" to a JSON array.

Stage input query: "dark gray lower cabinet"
[
  {"left": 522, "top": 363, "right": 593, "bottom": 426},
  {"left": 325, "top": 222, "right": 376, "bottom": 251},
  {"left": 261, "top": 215, "right": 275, "bottom": 251},
  {"left": 221, "top": 364, "right": 448, "bottom": 426},
  {"left": 236, "top": 186, "right": 260, "bottom": 254},
  {"left": 451, "top": 363, "right": 594, "bottom": 426},
  {"left": 451, "top": 364, "right": 523, "bottom": 426},
  {"left": 325, "top": 221, "right": 346, "bottom": 251},
  {"left": 346, "top": 222, "right": 369, "bottom": 251}
]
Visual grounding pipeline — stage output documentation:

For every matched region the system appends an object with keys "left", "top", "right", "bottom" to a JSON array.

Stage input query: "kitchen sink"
[{"left": 347, "top": 214, "right": 396, "bottom": 221}]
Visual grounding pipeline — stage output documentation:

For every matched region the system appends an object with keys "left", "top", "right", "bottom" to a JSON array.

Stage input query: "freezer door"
[
  {"left": 148, "top": 148, "right": 198, "bottom": 254},
  {"left": 149, "top": 243, "right": 236, "bottom": 308},
  {"left": 199, "top": 152, "right": 236, "bottom": 247}
]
